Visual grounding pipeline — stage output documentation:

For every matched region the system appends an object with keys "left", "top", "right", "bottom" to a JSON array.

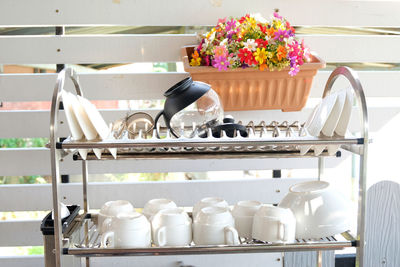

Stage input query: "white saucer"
[
  {"left": 77, "top": 96, "right": 117, "bottom": 159},
  {"left": 62, "top": 91, "right": 88, "bottom": 160}
]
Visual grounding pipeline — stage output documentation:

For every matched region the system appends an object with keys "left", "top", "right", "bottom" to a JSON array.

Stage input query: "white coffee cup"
[
  {"left": 98, "top": 200, "right": 134, "bottom": 233},
  {"left": 252, "top": 205, "right": 296, "bottom": 243},
  {"left": 151, "top": 208, "right": 192, "bottom": 246},
  {"left": 193, "top": 206, "right": 239, "bottom": 245},
  {"left": 192, "top": 197, "right": 229, "bottom": 219},
  {"left": 232, "top": 200, "right": 262, "bottom": 239},
  {"left": 142, "top": 198, "right": 177, "bottom": 219},
  {"left": 101, "top": 211, "right": 151, "bottom": 248}
]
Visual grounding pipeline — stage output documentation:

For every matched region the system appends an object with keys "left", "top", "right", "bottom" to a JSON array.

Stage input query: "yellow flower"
[
  {"left": 206, "top": 28, "right": 216, "bottom": 39},
  {"left": 246, "top": 17, "right": 257, "bottom": 29},
  {"left": 190, "top": 50, "right": 202, "bottom": 66},
  {"left": 190, "top": 57, "right": 201, "bottom": 66},
  {"left": 253, "top": 48, "right": 267, "bottom": 65}
]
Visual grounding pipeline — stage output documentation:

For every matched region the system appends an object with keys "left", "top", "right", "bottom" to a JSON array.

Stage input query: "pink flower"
[
  {"left": 273, "top": 12, "right": 282, "bottom": 19},
  {"left": 213, "top": 56, "right": 229, "bottom": 71},
  {"left": 213, "top": 45, "right": 228, "bottom": 57},
  {"left": 274, "top": 29, "right": 289, "bottom": 42},
  {"left": 218, "top": 17, "right": 227, "bottom": 25},
  {"left": 289, "top": 65, "right": 300, "bottom": 76}
]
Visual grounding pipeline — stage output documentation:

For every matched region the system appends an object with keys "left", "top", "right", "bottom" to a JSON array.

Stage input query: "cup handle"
[
  {"left": 224, "top": 226, "right": 240, "bottom": 245},
  {"left": 101, "top": 231, "right": 114, "bottom": 248},
  {"left": 155, "top": 226, "right": 167, "bottom": 246},
  {"left": 278, "top": 221, "right": 290, "bottom": 242},
  {"left": 101, "top": 217, "right": 112, "bottom": 233}
]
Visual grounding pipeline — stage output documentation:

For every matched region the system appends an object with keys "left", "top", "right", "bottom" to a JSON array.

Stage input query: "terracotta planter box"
[{"left": 182, "top": 46, "right": 326, "bottom": 111}]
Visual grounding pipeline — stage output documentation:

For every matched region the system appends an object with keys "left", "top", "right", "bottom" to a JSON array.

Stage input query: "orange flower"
[
  {"left": 266, "top": 27, "right": 275, "bottom": 38},
  {"left": 259, "top": 63, "right": 267, "bottom": 71},
  {"left": 277, "top": 45, "right": 287, "bottom": 61},
  {"left": 190, "top": 50, "right": 202, "bottom": 66}
]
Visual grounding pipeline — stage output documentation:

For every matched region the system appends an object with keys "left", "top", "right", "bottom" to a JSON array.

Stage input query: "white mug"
[
  {"left": 151, "top": 208, "right": 192, "bottom": 246},
  {"left": 252, "top": 205, "right": 295, "bottom": 243},
  {"left": 101, "top": 211, "right": 151, "bottom": 248},
  {"left": 142, "top": 198, "right": 177, "bottom": 219},
  {"left": 231, "top": 200, "right": 262, "bottom": 239},
  {"left": 192, "top": 197, "right": 229, "bottom": 219},
  {"left": 97, "top": 200, "right": 134, "bottom": 233},
  {"left": 193, "top": 206, "right": 239, "bottom": 245}
]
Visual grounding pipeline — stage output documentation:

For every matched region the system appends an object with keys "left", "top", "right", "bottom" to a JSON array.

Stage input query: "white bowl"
[{"left": 278, "top": 181, "right": 351, "bottom": 239}]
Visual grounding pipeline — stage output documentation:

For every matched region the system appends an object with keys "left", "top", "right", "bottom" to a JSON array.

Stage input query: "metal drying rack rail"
[
  {"left": 63, "top": 213, "right": 356, "bottom": 257},
  {"left": 49, "top": 66, "right": 368, "bottom": 267}
]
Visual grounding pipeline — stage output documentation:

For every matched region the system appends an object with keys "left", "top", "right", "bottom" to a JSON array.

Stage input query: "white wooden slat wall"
[
  {"left": 0, "top": 0, "right": 399, "bottom": 27},
  {"left": 0, "top": 1, "right": 398, "bottom": 266},
  {"left": 1, "top": 35, "right": 399, "bottom": 64},
  {"left": 2, "top": 71, "right": 400, "bottom": 102}
]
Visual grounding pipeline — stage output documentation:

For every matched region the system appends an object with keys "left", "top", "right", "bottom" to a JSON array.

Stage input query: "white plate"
[
  {"left": 304, "top": 92, "right": 338, "bottom": 155},
  {"left": 317, "top": 90, "right": 347, "bottom": 156},
  {"left": 62, "top": 90, "right": 84, "bottom": 140},
  {"left": 322, "top": 90, "right": 346, "bottom": 136},
  {"left": 77, "top": 96, "right": 117, "bottom": 159},
  {"left": 299, "top": 103, "right": 320, "bottom": 155},
  {"left": 307, "top": 92, "right": 338, "bottom": 137},
  {"left": 70, "top": 94, "right": 102, "bottom": 159},
  {"left": 335, "top": 87, "right": 354, "bottom": 136},
  {"left": 62, "top": 91, "right": 88, "bottom": 159}
]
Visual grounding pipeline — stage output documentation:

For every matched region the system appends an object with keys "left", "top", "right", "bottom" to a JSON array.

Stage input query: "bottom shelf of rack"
[{"left": 63, "top": 214, "right": 357, "bottom": 257}]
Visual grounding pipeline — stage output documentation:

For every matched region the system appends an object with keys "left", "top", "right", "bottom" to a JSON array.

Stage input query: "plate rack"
[{"left": 49, "top": 66, "right": 368, "bottom": 267}]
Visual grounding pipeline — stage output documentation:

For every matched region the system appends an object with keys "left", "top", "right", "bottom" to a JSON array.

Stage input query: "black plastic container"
[{"left": 40, "top": 205, "right": 80, "bottom": 235}]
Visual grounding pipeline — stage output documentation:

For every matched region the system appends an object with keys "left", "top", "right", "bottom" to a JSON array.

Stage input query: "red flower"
[
  {"left": 238, "top": 48, "right": 256, "bottom": 65},
  {"left": 239, "top": 14, "right": 250, "bottom": 24},
  {"left": 255, "top": 38, "right": 268, "bottom": 48},
  {"left": 258, "top": 24, "right": 267, "bottom": 34}
]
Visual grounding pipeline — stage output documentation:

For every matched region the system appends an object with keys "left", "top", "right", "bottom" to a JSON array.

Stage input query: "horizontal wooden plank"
[
  {"left": 0, "top": 35, "right": 196, "bottom": 64},
  {"left": 0, "top": 253, "right": 281, "bottom": 267},
  {"left": 0, "top": 105, "right": 396, "bottom": 138},
  {"left": 87, "top": 254, "right": 281, "bottom": 267},
  {"left": 0, "top": 256, "right": 44, "bottom": 267},
  {"left": 0, "top": 178, "right": 313, "bottom": 211},
  {"left": 0, "top": 220, "right": 41, "bottom": 246},
  {"left": 2, "top": 71, "right": 400, "bottom": 102},
  {"left": 0, "top": 34, "right": 399, "bottom": 64},
  {"left": 0, "top": 147, "right": 346, "bottom": 176},
  {"left": 0, "top": 0, "right": 398, "bottom": 27}
]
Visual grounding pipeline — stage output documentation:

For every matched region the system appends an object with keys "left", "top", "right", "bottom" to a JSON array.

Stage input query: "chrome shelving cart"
[{"left": 48, "top": 66, "right": 368, "bottom": 267}]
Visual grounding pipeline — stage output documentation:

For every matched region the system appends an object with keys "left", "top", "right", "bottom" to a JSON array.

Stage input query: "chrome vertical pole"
[
  {"left": 82, "top": 160, "right": 90, "bottom": 267},
  {"left": 318, "top": 157, "right": 324, "bottom": 181},
  {"left": 50, "top": 70, "right": 67, "bottom": 267},
  {"left": 323, "top": 67, "right": 368, "bottom": 267},
  {"left": 50, "top": 68, "right": 83, "bottom": 267},
  {"left": 82, "top": 160, "right": 89, "bottom": 214}
]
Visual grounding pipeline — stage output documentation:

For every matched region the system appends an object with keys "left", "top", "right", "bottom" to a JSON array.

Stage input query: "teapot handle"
[{"left": 154, "top": 111, "right": 164, "bottom": 138}]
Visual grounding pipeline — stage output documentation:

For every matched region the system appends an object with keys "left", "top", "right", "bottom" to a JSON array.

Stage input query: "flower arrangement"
[{"left": 189, "top": 13, "right": 310, "bottom": 76}]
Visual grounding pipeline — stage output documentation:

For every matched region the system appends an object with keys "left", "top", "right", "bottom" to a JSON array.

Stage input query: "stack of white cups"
[{"left": 97, "top": 197, "right": 298, "bottom": 249}]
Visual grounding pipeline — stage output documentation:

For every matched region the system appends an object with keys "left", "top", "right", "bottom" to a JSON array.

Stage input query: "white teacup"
[
  {"left": 101, "top": 211, "right": 151, "bottom": 248},
  {"left": 192, "top": 197, "right": 229, "bottom": 219},
  {"left": 252, "top": 205, "right": 295, "bottom": 243},
  {"left": 193, "top": 206, "right": 239, "bottom": 245},
  {"left": 98, "top": 200, "right": 134, "bottom": 233},
  {"left": 151, "top": 208, "right": 192, "bottom": 246},
  {"left": 142, "top": 198, "right": 177, "bottom": 219},
  {"left": 232, "top": 200, "right": 262, "bottom": 239}
]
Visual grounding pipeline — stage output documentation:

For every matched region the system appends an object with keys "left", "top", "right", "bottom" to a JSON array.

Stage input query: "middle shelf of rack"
[
  {"left": 56, "top": 134, "right": 363, "bottom": 161},
  {"left": 63, "top": 213, "right": 357, "bottom": 257}
]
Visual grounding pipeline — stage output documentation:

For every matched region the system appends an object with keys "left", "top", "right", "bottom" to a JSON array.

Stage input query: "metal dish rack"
[{"left": 49, "top": 66, "right": 368, "bottom": 267}]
